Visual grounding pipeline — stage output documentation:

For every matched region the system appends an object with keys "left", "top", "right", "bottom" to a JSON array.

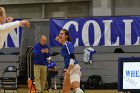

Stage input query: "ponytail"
[{"left": 67, "top": 36, "right": 71, "bottom": 42}]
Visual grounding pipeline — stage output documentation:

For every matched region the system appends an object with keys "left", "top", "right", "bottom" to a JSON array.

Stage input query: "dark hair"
[{"left": 61, "top": 29, "right": 72, "bottom": 42}]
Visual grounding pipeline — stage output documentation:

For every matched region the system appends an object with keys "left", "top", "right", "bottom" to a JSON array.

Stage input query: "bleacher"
[{"left": 50, "top": 46, "right": 140, "bottom": 84}]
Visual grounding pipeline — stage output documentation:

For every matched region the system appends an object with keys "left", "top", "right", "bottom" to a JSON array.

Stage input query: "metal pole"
[{"left": 27, "top": 47, "right": 33, "bottom": 79}]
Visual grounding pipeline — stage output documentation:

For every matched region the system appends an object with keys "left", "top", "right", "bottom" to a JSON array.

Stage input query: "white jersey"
[
  {"left": 0, "top": 21, "right": 20, "bottom": 49},
  {"left": 83, "top": 47, "right": 96, "bottom": 64}
]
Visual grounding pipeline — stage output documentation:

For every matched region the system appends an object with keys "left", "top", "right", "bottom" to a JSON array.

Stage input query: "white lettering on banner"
[
  {"left": 123, "top": 20, "right": 133, "bottom": 45},
  {"left": 103, "top": 20, "right": 113, "bottom": 46},
  {"left": 134, "top": 37, "right": 140, "bottom": 45},
  {"left": 4, "top": 27, "right": 20, "bottom": 47},
  {"left": 82, "top": 20, "right": 101, "bottom": 46},
  {"left": 123, "top": 20, "right": 140, "bottom": 45},
  {"left": 61, "top": 19, "right": 140, "bottom": 46},
  {"left": 63, "top": 21, "right": 79, "bottom": 46},
  {"left": 112, "top": 37, "right": 120, "bottom": 46}
]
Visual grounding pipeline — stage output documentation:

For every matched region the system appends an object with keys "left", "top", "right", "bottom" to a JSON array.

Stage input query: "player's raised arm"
[
  {"left": 0, "top": 20, "right": 30, "bottom": 49},
  {"left": 0, "top": 20, "right": 30, "bottom": 33},
  {"left": 0, "top": 6, "right": 30, "bottom": 49}
]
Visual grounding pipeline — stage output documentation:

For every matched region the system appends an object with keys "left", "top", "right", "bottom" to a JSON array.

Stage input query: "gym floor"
[
  {"left": 0, "top": 87, "right": 125, "bottom": 93},
  {"left": 0, "top": 89, "right": 124, "bottom": 93}
]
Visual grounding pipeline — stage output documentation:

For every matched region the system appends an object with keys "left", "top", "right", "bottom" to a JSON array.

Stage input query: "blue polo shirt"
[
  {"left": 33, "top": 43, "right": 50, "bottom": 66},
  {"left": 47, "top": 61, "right": 57, "bottom": 70},
  {"left": 61, "top": 41, "right": 78, "bottom": 69}
]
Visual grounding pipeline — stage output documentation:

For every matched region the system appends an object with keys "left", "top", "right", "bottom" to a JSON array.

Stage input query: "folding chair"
[{"left": 1, "top": 66, "right": 17, "bottom": 93}]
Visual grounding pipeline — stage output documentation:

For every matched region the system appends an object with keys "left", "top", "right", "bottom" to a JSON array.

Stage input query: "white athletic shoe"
[
  {"left": 75, "top": 88, "right": 84, "bottom": 93},
  {"left": 48, "top": 88, "right": 52, "bottom": 93}
]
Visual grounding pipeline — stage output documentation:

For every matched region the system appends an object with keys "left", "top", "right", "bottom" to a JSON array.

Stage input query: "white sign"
[{"left": 123, "top": 62, "right": 140, "bottom": 89}]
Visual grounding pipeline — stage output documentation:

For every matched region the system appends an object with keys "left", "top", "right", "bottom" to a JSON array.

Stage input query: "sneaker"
[
  {"left": 36, "top": 91, "right": 42, "bottom": 93},
  {"left": 48, "top": 88, "right": 52, "bottom": 92}
]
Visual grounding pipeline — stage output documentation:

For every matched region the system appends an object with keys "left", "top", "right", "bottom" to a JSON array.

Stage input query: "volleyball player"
[
  {"left": 0, "top": 6, "right": 30, "bottom": 49},
  {"left": 55, "top": 29, "right": 84, "bottom": 93}
]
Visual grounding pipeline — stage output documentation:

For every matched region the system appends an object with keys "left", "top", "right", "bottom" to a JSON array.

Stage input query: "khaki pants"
[{"left": 34, "top": 65, "right": 47, "bottom": 92}]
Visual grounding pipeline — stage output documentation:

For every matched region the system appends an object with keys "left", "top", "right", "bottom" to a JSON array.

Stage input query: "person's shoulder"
[
  {"left": 65, "top": 41, "right": 73, "bottom": 46},
  {"left": 66, "top": 41, "right": 71, "bottom": 44},
  {"left": 34, "top": 43, "right": 40, "bottom": 47}
]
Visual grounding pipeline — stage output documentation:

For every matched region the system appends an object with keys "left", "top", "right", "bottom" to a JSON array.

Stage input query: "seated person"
[{"left": 46, "top": 57, "right": 58, "bottom": 90}]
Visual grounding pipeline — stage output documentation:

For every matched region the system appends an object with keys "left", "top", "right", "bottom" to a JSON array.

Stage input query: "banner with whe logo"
[{"left": 50, "top": 16, "right": 140, "bottom": 46}]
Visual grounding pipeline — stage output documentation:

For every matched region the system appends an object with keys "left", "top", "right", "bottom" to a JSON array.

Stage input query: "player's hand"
[
  {"left": 55, "top": 36, "right": 60, "bottom": 42},
  {"left": 65, "top": 70, "right": 70, "bottom": 75},
  {"left": 6, "top": 17, "right": 14, "bottom": 22},
  {"left": 55, "top": 36, "right": 62, "bottom": 44},
  {"left": 20, "top": 20, "right": 30, "bottom": 28}
]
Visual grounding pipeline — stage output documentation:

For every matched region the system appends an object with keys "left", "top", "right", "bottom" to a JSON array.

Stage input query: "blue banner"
[
  {"left": 3, "top": 20, "right": 23, "bottom": 48},
  {"left": 50, "top": 16, "right": 140, "bottom": 46}
]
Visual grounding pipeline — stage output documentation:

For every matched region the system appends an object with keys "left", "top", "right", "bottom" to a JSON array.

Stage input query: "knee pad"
[
  {"left": 70, "top": 74, "right": 80, "bottom": 84},
  {"left": 75, "top": 88, "right": 84, "bottom": 93}
]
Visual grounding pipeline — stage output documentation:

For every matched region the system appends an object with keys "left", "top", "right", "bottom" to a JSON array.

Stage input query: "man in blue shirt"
[
  {"left": 33, "top": 35, "right": 50, "bottom": 93},
  {"left": 46, "top": 57, "right": 58, "bottom": 91}
]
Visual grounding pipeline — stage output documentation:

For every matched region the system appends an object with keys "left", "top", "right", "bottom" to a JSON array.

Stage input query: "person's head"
[
  {"left": 40, "top": 35, "right": 47, "bottom": 46},
  {"left": 0, "top": 7, "right": 6, "bottom": 24},
  {"left": 58, "top": 29, "right": 71, "bottom": 44}
]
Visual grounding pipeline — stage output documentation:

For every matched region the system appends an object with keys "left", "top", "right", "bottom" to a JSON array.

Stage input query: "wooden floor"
[
  {"left": 0, "top": 85, "right": 126, "bottom": 93},
  {"left": 0, "top": 88, "right": 125, "bottom": 93}
]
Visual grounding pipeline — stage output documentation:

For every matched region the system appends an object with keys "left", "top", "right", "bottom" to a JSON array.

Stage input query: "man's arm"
[
  {"left": 49, "top": 66, "right": 57, "bottom": 72},
  {"left": 33, "top": 45, "right": 41, "bottom": 56},
  {"left": 45, "top": 45, "right": 51, "bottom": 58}
]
